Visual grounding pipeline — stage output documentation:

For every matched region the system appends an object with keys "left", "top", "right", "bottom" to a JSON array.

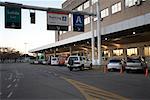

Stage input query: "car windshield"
[
  {"left": 109, "top": 60, "right": 121, "bottom": 63},
  {"left": 69, "top": 57, "right": 78, "bottom": 61}
]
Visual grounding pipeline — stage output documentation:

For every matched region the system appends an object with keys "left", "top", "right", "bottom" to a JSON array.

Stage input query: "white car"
[
  {"left": 42, "top": 60, "right": 47, "bottom": 65},
  {"left": 51, "top": 57, "right": 59, "bottom": 65},
  {"left": 126, "top": 57, "right": 147, "bottom": 73},
  {"left": 107, "top": 59, "right": 125, "bottom": 71},
  {"left": 67, "top": 56, "right": 92, "bottom": 71}
]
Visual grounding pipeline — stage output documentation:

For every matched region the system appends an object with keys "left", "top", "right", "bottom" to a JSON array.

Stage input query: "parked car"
[
  {"left": 42, "top": 60, "right": 47, "bottom": 65},
  {"left": 51, "top": 57, "right": 59, "bottom": 65},
  {"left": 126, "top": 57, "right": 147, "bottom": 73},
  {"left": 67, "top": 55, "right": 92, "bottom": 71},
  {"left": 107, "top": 59, "right": 126, "bottom": 72},
  {"left": 33, "top": 60, "right": 39, "bottom": 64}
]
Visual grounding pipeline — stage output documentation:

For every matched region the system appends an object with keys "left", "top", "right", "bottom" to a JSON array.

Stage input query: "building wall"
[{"left": 55, "top": 0, "right": 150, "bottom": 42}]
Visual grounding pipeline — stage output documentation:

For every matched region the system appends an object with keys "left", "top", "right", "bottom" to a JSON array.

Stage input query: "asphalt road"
[{"left": 0, "top": 63, "right": 150, "bottom": 100}]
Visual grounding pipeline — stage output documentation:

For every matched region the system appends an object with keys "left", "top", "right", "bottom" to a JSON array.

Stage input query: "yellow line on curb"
[{"left": 61, "top": 77, "right": 129, "bottom": 100}]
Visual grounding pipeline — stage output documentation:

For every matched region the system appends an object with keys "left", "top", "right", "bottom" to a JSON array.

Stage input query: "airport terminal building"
[{"left": 30, "top": 0, "right": 150, "bottom": 65}]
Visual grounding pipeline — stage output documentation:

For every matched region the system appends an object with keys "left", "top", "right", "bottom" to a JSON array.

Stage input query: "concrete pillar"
[
  {"left": 139, "top": 46, "right": 144, "bottom": 57},
  {"left": 123, "top": 48, "right": 127, "bottom": 59},
  {"left": 54, "top": 49, "right": 56, "bottom": 57},
  {"left": 109, "top": 49, "right": 113, "bottom": 58},
  {"left": 69, "top": 47, "right": 72, "bottom": 56}
]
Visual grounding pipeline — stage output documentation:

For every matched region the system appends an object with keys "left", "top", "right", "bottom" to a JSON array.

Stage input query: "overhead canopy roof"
[{"left": 29, "top": 13, "right": 150, "bottom": 53}]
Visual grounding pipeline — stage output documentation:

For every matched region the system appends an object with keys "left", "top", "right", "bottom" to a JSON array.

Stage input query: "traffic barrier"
[
  {"left": 104, "top": 65, "right": 108, "bottom": 73},
  {"left": 145, "top": 66, "right": 149, "bottom": 77}
]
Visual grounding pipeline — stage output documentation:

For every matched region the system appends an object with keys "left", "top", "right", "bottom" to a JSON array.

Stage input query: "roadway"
[{"left": 0, "top": 63, "right": 150, "bottom": 100}]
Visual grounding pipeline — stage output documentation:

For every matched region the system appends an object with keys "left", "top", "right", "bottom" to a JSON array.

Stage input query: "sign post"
[
  {"left": 73, "top": 14, "right": 84, "bottom": 32},
  {"left": 5, "top": 6, "right": 21, "bottom": 29}
]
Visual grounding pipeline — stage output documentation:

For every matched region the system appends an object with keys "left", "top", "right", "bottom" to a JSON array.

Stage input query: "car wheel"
[
  {"left": 89, "top": 63, "right": 92, "bottom": 70},
  {"left": 69, "top": 67, "right": 73, "bottom": 71},
  {"left": 80, "top": 65, "right": 84, "bottom": 71},
  {"left": 126, "top": 70, "right": 130, "bottom": 73}
]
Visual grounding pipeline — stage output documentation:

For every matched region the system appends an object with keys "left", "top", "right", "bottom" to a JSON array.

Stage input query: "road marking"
[
  {"left": 0, "top": 92, "right": 2, "bottom": 95},
  {"left": 17, "top": 79, "right": 20, "bottom": 82},
  {"left": 48, "top": 71, "right": 52, "bottom": 74},
  {"left": 54, "top": 73, "right": 58, "bottom": 76},
  {"left": 7, "top": 91, "right": 13, "bottom": 98},
  {"left": 8, "top": 74, "right": 13, "bottom": 80},
  {"left": 12, "top": 79, "right": 16, "bottom": 83},
  {"left": 62, "top": 77, "right": 128, "bottom": 100},
  {"left": 7, "top": 84, "right": 12, "bottom": 89},
  {"left": 15, "top": 83, "right": 18, "bottom": 87}
]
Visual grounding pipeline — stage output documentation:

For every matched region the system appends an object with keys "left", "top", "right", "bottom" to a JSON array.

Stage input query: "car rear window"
[
  {"left": 109, "top": 60, "right": 121, "bottom": 63},
  {"left": 52, "top": 58, "right": 57, "bottom": 60},
  {"left": 69, "top": 57, "right": 78, "bottom": 61},
  {"left": 127, "top": 59, "right": 140, "bottom": 63}
]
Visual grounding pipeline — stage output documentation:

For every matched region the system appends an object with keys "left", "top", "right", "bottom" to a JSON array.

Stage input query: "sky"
[{"left": 0, "top": 0, "right": 66, "bottom": 53}]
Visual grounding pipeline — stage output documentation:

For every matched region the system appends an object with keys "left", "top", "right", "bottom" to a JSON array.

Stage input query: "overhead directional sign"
[
  {"left": 47, "top": 11, "right": 69, "bottom": 31},
  {"left": 5, "top": 6, "right": 21, "bottom": 29},
  {"left": 73, "top": 14, "right": 84, "bottom": 32}
]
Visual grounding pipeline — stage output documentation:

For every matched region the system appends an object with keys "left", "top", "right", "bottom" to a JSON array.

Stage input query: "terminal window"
[
  {"left": 113, "top": 49, "right": 123, "bottom": 56},
  {"left": 111, "top": 2, "right": 121, "bottom": 14},
  {"left": 84, "top": 0, "right": 90, "bottom": 9},
  {"left": 125, "top": 0, "right": 143, "bottom": 7},
  {"left": 144, "top": 47, "right": 150, "bottom": 56},
  {"left": 77, "top": 5, "right": 83, "bottom": 11},
  {"left": 101, "top": 8, "right": 109, "bottom": 18},
  {"left": 92, "top": 0, "right": 98, "bottom": 5},
  {"left": 127, "top": 48, "right": 138, "bottom": 56}
]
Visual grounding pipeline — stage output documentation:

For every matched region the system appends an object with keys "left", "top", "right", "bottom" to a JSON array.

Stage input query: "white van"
[
  {"left": 51, "top": 57, "right": 59, "bottom": 65},
  {"left": 67, "top": 55, "right": 92, "bottom": 71}
]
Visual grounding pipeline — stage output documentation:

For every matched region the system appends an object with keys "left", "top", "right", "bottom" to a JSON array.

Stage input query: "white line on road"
[
  {"left": 15, "top": 83, "right": 18, "bottom": 87},
  {"left": 17, "top": 79, "right": 20, "bottom": 82},
  {"left": 8, "top": 74, "right": 13, "bottom": 80},
  {"left": 7, "top": 91, "right": 13, "bottom": 98},
  {"left": 12, "top": 79, "right": 16, "bottom": 82},
  {"left": 7, "top": 84, "right": 12, "bottom": 89},
  {"left": 54, "top": 73, "right": 58, "bottom": 76},
  {"left": 48, "top": 71, "right": 52, "bottom": 74},
  {"left": 0, "top": 92, "right": 2, "bottom": 95}
]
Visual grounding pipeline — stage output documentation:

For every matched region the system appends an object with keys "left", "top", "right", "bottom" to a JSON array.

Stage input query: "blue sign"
[{"left": 73, "top": 14, "right": 84, "bottom": 32}]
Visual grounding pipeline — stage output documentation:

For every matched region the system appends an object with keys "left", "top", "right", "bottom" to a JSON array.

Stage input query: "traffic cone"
[
  {"left": 120, "top": 66, "right": 123, "bottom": 74},
  {"left": 145, "top": 68, "right": 149, "bottom": 77},
  {"left": 104, "top": 65, "right": 108, "bottom": 73}
]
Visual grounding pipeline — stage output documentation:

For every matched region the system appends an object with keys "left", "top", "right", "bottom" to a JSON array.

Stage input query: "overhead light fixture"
[
  {"left": 87, "top": 41, "right": 90, "bottom": 44},
  {"left": 133, "top": 32, "right": 136, "bottom": 35}
]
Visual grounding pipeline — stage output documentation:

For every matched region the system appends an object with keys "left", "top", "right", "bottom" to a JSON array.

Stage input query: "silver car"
[
  {"left": 107, "top": 59, "right": 125, "bottom": 72},
  {"left": 126, "top": 57, "right": 147, "bottom": 73}
]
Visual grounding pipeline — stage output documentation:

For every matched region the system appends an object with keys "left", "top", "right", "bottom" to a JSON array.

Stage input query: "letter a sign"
[{"left": 73, "top": 14, "right": 84, "bottom": 32}]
